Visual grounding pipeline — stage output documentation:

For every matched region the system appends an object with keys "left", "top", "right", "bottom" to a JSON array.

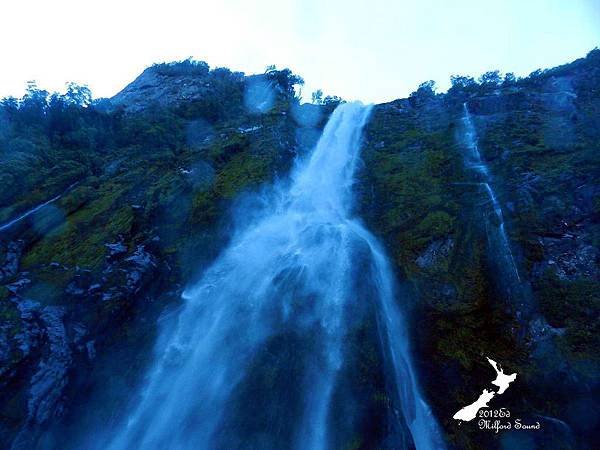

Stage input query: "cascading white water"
[
  {"left": 104, "top": 102, "right": 444, "bottom": 450},
  {"left": 461, "top": 103, "right": 520, "bottom": 283}
]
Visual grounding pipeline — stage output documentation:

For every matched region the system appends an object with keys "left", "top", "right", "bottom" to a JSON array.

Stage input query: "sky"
[{"left": 1, "top": 0, "right": 599, "bottom": 104}]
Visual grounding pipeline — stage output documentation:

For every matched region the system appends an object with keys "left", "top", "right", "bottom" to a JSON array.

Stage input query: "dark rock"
[
  {"left": 415, "top": 238, "right": 454, "bottom": 269},
  {"left": 10, "top": 306, "right": 71, "bottom": 450},
  {"left": 65, "top": 271, "right": 94, "bottom": 297},
  {"left": 0, "top": 240, "right": 24, "bottom": 283},
  {"left": 99, "top": 244, "right": 157, "bottom": 304},
  {"left": 6, "top": 276, "right": 31, "bottom": 294},
  {"left": 85, "top": 340, "right": 96, "bottom": 361},
  {"left": 104, "top": 241, "right": 127, "bottom": 258},
  {"left": 110, "top": 66, "right": 212, "bottom": 113},
  {"left": 534, "top": 236, "right": 599, "bottom": 281},
  {"left": 27, "top": 307, "right": 71, "bottom": 424}
]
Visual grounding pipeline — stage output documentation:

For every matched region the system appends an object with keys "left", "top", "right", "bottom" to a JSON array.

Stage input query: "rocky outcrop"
[
  {"left": 0, "top": 237, "right": 162, "bottom": 447},
  {"left": 11, "top": 306, "right": 70, "bottom": 450},
  {"left": 110, "top": 65, "right": 217, "bottom": 113},
  {"left": 0, "top": 241, "right": 23, "bottom": 283},
  {"left": 415, "top": 238, "right": 454, "bottom": 270}
]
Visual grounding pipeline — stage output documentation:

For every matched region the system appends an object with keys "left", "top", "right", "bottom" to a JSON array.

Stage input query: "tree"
[
  {"left": 503, "top": 72, "right": 517, "bottom": 86},
  {"left": 448, "top": 75, "right": 477, "bottom": 96},
  {"left": 65, "top": 82, "right": 92, "bottom": 106},
  {"left": 450, "top": 75, "right": 476, "bottom": 89},
  {"left": 152, "top": 59, "right": 210, "bottom": 77},
  {"left": 586, "top": 47, "right": 599, "bottom": 60},
  {"left": 479, "top": 70, "right": 502, "bottom": 86},
  {"left": 410, "top": 80, "right": 436, "bottom": 102},
  {"left": 523, "top": 68, "right": 547, "bottom": 87},
  {"left": 18, "top": 81, "right": 49, "bottom": 126},
  {"left": 323, "top": 95, "right": 343, "bottom": 106},
  {"left": 0, "top": 96, "right": 19, "bottom": 115},
  {"left": 24, "top": 81, "right": 49, "bottom": 105},
  {"left": 311, "top": 89, "right": 324, "bottom": 105},
  {"left": 264, "top": 67, "right": 304, "bottom": 97}
]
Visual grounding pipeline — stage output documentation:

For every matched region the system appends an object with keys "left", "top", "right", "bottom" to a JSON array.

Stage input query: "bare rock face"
[
  {"left": 108, "top": 62, "right": 296, "bottom": 116},
  {"left": 11, "top": 306, "right": 70, "bottom": 450},
  {"left": 0, "top": 238, "right": 161, "bottom": 449},
  {"left": 0, "top": 296, "right": 70, "bottom": 450},
  {"left": 110, "top": 66, "right": 214, "bottom": 112}
]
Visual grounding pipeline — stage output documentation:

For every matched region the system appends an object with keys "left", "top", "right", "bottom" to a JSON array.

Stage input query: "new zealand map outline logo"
[{"left": 453, "top": 357, "right": 517, "bottom": 422}]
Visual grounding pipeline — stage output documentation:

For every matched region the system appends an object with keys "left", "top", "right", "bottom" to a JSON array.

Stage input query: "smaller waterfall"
[
  {"left": 0, "top": 182, "right": 78, "bottom": 233},
  {"left": 481, "top": 182, "right": 520, "bottom": 282},
  {"left": 350, "top": 224, "right": 446, "bottom": 450},
  {"left": 461, "top": 104, "right": 568, "bottom": 384},
  {"left": 461, "top": 103, "right": 520, "bottom": 284}
]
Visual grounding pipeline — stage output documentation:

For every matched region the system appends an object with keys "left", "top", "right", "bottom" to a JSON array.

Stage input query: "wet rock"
[
  {"left": 0, "top": 240, "right": 24, "bottom": 283},
  {"left": 10, "top": 306, "right": 71, "bottom": 450},
  {"left": 416, "top": 238, "right": 454, "bottom": 269},
  {"left": 541, "top": 76, "right": 577, "bottom": 112},
  {"left": 534, "top": 236, "right": 599, "bottom": 281},
  {"left": 125, "top": 245, "right": 155, "bottom": 269},
  {"left": 70, "top": 323, "right": 87, "bottom": 345},
  {"left": 65, "top": 271, "right": 94, "bottom": 297},
  {"left": 27, "top": 306, "right": 71, "bottom": 424},
  {"left": 105, "top": 241, "right": 127, "bottom": 258},
  {"left": 0, "top": 298, "right": 32, "bottom": 380},
  {"left": 1, "top": 242, "right": 160, "bottom": 447},
  {"left": 529, "top": 316, "right": 565, "bottom": 344},
  {"left": 6, "top": 276, "right": 31, "bottom": 294},
  {"left": 0, "top": 330, "right": 10, "bottom": 374},
  {"left": 123, "top": 246, "right": 156, "bottom": 294},
  {"left": 85, "top": 340, "right": 96, "bottom": 360},
  {"left": 468, "top": 90, "right": 527, "bottom": 115},
  {"left": 13, "top": 298, "right": 42, "bottom": 356},
  {"left": 423, "top": 280, "right": 459, "bottom": 309},
  {"left": 101, "top": 244, "right": 157, "bottom": 301}
]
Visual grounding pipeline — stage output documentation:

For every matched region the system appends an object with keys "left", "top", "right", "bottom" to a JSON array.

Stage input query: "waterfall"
[
  {"left": 0, "top": 182, "right": 78, "bottom": 233},
  {"left": 103, "top": 102, "right": 444, "bottom": 450},
  {"left": 461, "top": 103, "right": 521, "bottom": 284}
]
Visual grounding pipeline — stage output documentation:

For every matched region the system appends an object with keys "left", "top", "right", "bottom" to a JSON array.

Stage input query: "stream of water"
[
  {"left": 0, "top": 182, "right": 78, "bottom": 233},
  {"left": 104, "top": 102, "right": 444, "bottom": 450},
  {"left": 461, "top": 103, "right": 521, "bottom": 284}
]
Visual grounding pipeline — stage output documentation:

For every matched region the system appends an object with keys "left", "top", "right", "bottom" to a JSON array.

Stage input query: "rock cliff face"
[
  {"left": 0, "top": 52, "right": 599, "bottom": 449},
  {"left": 357, "top": 51, "right": 600, "bottom": 449}
]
